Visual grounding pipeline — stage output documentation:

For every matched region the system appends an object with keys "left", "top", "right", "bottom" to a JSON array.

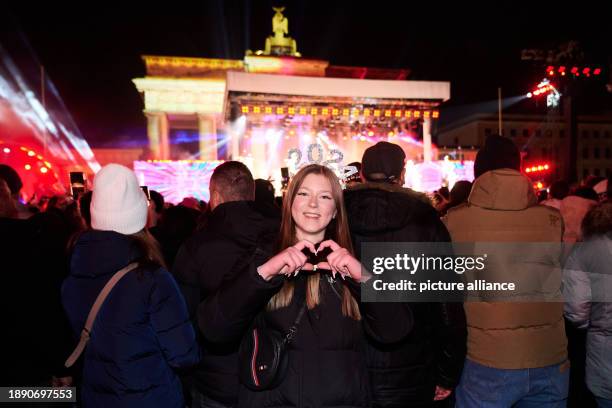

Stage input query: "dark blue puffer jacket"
[{"left": 62, "top": 230, "right": 199, "bottom": 408}]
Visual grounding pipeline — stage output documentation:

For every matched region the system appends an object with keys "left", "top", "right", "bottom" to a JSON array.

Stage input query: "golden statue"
[
  {"left": 272, "top": 7, "right": 289, "bottom": 39},
  {"left": 249, "top": 6, "right": 301, "bottom": 57}
]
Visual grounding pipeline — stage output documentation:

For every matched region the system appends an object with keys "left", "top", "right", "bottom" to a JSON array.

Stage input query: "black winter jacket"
[
  {"left": 172, "top": 200, "right": 281, "bottom": 405},
  {"left": 63, "top": 230, "right": 199, "bottom": 408},
  {"left": 344, "top": 182, "right": 467, "bottom": 407},
  {"left": 197, "top": 244, "right": 412, "bottom": 408},
  {"left": 1, "top": 213, "right": 74, "bottom": 385}
]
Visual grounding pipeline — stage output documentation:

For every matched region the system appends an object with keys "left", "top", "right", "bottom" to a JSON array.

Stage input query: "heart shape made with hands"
[{"left": 300, "top": 242, "right": 333, "bottom": 272}]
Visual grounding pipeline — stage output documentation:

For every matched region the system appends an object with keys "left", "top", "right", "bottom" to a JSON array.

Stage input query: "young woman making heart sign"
[{"left": 213, "top": 164, "right": 411, "bottom": 408}]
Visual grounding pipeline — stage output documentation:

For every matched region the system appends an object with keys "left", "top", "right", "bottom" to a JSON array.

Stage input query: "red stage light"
[
  {"left": 525, "top": 163, "right": 550, "bottom": 173},
  {"left": 594, "top": 68, "right": 601, "bottom": 75}
]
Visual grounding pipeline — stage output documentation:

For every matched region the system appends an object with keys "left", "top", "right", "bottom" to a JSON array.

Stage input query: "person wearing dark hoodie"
[
  {"left": 172, "top": 161, "right": 281, "bottom": 408},
  {"left": 344, "top": 141, "right": 467, "bottom": 407},
  {"left": 62, "top": 164, "right": 199, "bottom": 408}
]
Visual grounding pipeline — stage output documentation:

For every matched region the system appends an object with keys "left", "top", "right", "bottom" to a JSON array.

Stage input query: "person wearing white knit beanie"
[
  {"left": 62, "top": 163, "right": 199, "bottom": 407},
  {"left": 90, "top": 163, "right": 149, "bottom": 235}
]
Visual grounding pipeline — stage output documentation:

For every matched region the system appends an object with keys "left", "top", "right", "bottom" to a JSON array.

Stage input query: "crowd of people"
[{"left": 1, "top": 134, "right": 611, "bottom": 408}]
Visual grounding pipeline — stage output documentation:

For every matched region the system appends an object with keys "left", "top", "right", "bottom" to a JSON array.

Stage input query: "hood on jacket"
[
  {"left": 70, "top": 230, "right": 142, "bottom": 278},
  {"left": 207, "top": 200, "right": 280, "bottom": 248},
  {"left": 344, "top": 182, "right": 434, "bottom": 235},
  {"left": 469, "top": 169, "right": 537, "bottom": 211}
]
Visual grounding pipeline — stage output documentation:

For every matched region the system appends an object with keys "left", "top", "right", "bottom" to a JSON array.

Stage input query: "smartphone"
[
  {"left": 69, "top": 172, "right": 86, "bottom": 198},
  {"left": 280, "top": 167, "right": 289, "bottom": 190},
  {"left": 141, "top": 186, "right": 151, "bottom": 200}
]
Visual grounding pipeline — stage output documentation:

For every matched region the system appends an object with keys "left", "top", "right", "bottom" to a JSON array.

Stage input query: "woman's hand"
[
  {"left": 257, "top": 240, "right": 317, "bottom": 281},
  {"left": 317, "top": 240, "right": 362, "bottom": 281}
]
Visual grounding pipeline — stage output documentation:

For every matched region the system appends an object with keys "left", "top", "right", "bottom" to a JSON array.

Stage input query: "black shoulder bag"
[{"left": 239, "top": 302, "right": 307, "bottom": 390}]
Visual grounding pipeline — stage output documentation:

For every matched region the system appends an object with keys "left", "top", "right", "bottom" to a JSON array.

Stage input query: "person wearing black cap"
[
  {"left": 344, "top": 141, "right": 467, "bottom": 407},
  {"left": 445, "top": 135, "right": 568, "bottom": 407}
]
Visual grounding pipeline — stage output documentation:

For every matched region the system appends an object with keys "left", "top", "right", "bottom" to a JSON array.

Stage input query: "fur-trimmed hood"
[{"left": 583, "top": 201, "right": 612, "bottom": 238}]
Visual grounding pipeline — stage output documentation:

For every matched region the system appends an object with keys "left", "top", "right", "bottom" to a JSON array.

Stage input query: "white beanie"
[{"left": 91, "top": 164, "right": 148, "bottom": 235}]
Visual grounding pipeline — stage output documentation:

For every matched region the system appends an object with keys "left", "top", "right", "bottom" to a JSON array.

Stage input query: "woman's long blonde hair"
[{"left": 268, "top": 164, "right": 360, "bottom": 320}]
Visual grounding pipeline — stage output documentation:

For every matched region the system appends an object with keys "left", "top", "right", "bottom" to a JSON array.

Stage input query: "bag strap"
[
  {"left": 64, "top": 262, "right": 139, "bottom": 367},
  {"left": 284, "top": 302, "right": 307, "bottom": 344}
]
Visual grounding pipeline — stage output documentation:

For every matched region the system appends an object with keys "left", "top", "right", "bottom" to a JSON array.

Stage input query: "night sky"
[{"left": 4, "top": 1, "right": 611, "bottom": 148}]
